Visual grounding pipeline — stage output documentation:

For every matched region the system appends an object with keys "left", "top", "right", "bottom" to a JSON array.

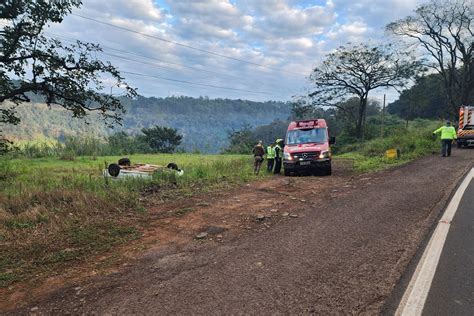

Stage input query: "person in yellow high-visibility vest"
[
  {"left": 273, "top": 139, "right": 284, "bottom": 174},
  {"left": 266, "top": 143, "right": 275, "bottom": 172},
  {"left": 433, "top": 121, "right": 457, "bottom": 157}
]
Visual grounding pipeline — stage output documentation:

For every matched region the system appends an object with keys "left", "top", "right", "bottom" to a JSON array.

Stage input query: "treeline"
[
  {"left": 224, "top": 95, "right": 440, "bottom": 155},
  {"left": 10, "top": 126, "right": 183, "bottom": 159},
  {"left": 388, "top": 73, "right": 460, "bottom": 121},
  {"left": 2, "top": 96, "right": 291, "bottom": 153}
]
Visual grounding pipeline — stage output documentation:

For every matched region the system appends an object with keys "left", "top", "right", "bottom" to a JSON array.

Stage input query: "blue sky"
[{"left": 47, "top": 0, "right": 426, "bottom": 103}]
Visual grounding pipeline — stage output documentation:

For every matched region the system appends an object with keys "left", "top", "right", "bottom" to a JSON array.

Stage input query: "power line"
[
  {"left": 71, "top": 13, "right": 307, "bottom": 77},
  {"left": 0, "top": 22, "right": 293, "bottom": 97},
  {"left": 98, "top": 51, "right": 296, "bottom": 94},
  {"left": 47, "top": 31, "right": 245, "bottom": 81},
  {"left": 45, "top": 32, "right": 297, "bottom": 95},
  {"left": 120, "top": 70, "right": 282, "bottom": 96}
]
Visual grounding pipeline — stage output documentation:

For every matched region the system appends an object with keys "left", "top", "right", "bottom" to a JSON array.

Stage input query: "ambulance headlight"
[{"left": 319, "top": 151, "right": 330, "bottom": 159}]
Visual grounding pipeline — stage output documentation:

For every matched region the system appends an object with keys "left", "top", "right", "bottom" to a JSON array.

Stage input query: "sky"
[{"left": 47, "top": 0, "right": 427, "bottom": 104}]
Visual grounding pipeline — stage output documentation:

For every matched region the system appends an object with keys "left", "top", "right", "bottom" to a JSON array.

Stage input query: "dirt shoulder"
[{"left": 3, "top": 149, "right": 474, "bottom": 314}]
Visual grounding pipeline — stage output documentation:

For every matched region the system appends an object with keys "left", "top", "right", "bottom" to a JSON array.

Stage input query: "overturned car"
[{"left": 104, "top": 158, "right": 184, "bottom": 179}]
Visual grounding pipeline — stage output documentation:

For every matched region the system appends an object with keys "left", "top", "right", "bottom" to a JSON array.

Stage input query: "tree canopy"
[
  {"left": 387, "top": 0, "right": 474, "bottom": 115},
  {"left": 139, "top": 126, "right": 183, "bottom": 153},
  {"left": 387, "top": 73, "right": 448, "bottom": 120},
  {"left": 0, "top": 0, "right": 136, "bottom": 126},
  {"left": 308, "top": 43, "right": 419, "bottom": 138}
]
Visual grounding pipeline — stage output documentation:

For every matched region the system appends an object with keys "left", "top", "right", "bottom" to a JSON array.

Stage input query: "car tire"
[
  {"left": 284, "top": 169, "right": 291, "bottom": 176},
  {"left": 108, "top": 163, "right": 121, "bottom": 177},
  {"left": 118, "top": 157, "right": 131, "bottom": 166},
  {"left": 167, "top": 162, "right": 179, "bottom": 170}
]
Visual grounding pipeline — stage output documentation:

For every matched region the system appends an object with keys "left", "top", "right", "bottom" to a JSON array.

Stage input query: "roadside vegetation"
[
  {"left": 0, "top": 153, "right": 258, "bottom": 287},
  {"left": 0, "top": 119, "right": 442, "bottom": 287},
  {"left": 336, "top": 119, "right": 440, "bottom": 172}
]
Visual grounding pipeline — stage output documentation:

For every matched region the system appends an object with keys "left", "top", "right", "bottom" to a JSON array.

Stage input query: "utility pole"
[{"left": 381, "top": 94, "right": 386, "bottom": 138}]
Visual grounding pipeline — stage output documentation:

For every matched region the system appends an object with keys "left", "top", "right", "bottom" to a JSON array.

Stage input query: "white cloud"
[
  {"left": 239, "top": 0, "right": 336, "bottom": 39},
  {"left": 38, "top": 0, "right": 426, "bottom": 101},
  {"left": 326, "top": 20, "right": 370, "bottom": 43},
  {"left": 81, "top": 0, "right": 165, "bottom": 22}
]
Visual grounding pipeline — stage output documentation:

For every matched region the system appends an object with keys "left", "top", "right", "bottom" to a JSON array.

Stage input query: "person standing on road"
[
  {"left": 252, "top": 140, "right": 265, "bottom": 175},
  {"left": 266, "top": 143, "right": 275, "bottom": 172},
  {"left": 273, "top": 139, "right": 283, "bottom": 174},
  {"left": 433, "top": 121, "right": 457, "bottom": 157}
]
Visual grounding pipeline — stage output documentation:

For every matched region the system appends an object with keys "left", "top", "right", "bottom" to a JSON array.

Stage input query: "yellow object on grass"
[{"left": 385, "top": 149, "right": 398, "bottom": 159}]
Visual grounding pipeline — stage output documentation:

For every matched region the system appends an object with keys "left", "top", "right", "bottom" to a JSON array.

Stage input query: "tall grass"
[
  {"left": 12, "top": 136, "right": 111, "bottom": 159},
  {"left": 0, "top": 153, "right": 259, "bottom": 287},
  {"left": 336, "top": 119, "right": 440, "bottom": 171}
]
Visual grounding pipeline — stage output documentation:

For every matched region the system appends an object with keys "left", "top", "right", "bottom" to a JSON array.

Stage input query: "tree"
[
  {"left": 253, "top": 120, "right": 288, "bottom": 146},
  {"left": 106, "top": 131, "right": 139, "bottom": 155},
  {"left": 387, "top": 0, "right": 474, "bottom": 116},
  {"left": 0, "top": 0, "right": 136, "bottom": 127},
  {"left": 308, "top": 43, "right": 419, "bottom": 138},
  {"left": 139, "top": 126, "right": 182, "bottom": 153},
  {"left": 388, "top": 73, "right": 447, "bottom": 121},
  {"left": 0, "top": 136, "right": 14, "bottom": 154},
  {"left": 223, "top": 124, "right": 255, "bottom": 154}
]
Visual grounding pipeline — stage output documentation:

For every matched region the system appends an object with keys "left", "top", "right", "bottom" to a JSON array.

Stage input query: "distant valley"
[{"left": 1, "top": 96, "right": 291, "bottom": 153}]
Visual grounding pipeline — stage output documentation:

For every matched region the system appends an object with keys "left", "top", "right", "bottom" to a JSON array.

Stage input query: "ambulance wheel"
[
  {"left": 108, "top": 163, "right": 121, "bottom": 177},
  {"left": 325, "top": 165, "right": 332, "bottom": 176},
  {"left": 457, "top": 142, "right": 462, "bottom": 148},
  {"left": 284, "top": 169, "right": 291, "bottom": 176},
  {"left": 319, "top": 164, "right": 332, "bottom": 176}
]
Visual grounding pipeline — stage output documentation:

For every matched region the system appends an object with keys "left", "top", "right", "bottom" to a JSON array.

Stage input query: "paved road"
[
  {"left": 5, "top": 149, "right": 474, "bottom": 315},
  {"left": 423, "top": 177, "right": 474, "bottom": 315}
]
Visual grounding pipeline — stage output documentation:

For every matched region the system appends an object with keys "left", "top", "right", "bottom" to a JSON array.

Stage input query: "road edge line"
[{"left": 395, "top": 168, "right": 474, "bottom": 316}]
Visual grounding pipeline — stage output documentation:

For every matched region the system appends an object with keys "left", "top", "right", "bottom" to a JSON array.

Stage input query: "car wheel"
[
  {"left": 118, "top": 157, "right": 131, "bottom": 166},
  {"left": 108, "top": 163, "right": 121, "bottom": 177}
]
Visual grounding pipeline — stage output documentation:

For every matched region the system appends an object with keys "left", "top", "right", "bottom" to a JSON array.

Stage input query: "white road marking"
[{"left": 396, "top": 168, "right": 474, "bottom": 316}]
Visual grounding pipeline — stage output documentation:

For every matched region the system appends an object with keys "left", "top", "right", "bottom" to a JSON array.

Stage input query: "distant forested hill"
[{"left": 1, "top": 96, "right": 291, "bottom": 152}]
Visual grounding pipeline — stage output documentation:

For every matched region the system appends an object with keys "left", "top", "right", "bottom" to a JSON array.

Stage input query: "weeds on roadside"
[
  {"left": 0, "top": 153, "right": 259, "bottom": 287},
  {"left": 336, "top": 121, "right": 439, "bottom": 172}
]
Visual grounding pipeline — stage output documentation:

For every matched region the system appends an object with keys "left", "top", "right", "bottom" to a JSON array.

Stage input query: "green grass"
[
  {"left": 0, "top": 153, "right": 264, "bottom": 287},
  {"left": 0, "top": 120, "right": 442, "bottom": 287},
  {"left": 335, "top": 120, "right": 440, "bottom": 172},
  {"left": 0, "top": 153, "right": 261, "bottom": 198}
]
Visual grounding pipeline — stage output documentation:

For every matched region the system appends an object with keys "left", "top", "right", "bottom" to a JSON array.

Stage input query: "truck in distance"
[
  {"left": 283, "top": 119, "right": 335, "bottom": 176},
  {"left": 457, "top": 105, "right": 474, "bottom": 148}
]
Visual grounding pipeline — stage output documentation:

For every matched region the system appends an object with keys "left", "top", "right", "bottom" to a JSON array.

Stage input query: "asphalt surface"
[
  {"left": 4, "top": 149, "right": 474, "bottom": 315},
  {"left": 423, "top": 177, "right": 474, "bottom": 315}
]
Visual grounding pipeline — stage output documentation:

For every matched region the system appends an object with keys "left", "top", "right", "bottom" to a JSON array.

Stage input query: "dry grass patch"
[{"left": 0, "top": 189, "right": 143, "bottom": 287}]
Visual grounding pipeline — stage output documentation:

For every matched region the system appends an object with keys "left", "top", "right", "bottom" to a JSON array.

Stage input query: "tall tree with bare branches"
[
  {"left": 387, "top": 0, "right": 474, "bottom": 116},
  {"left": 308, "top": 43, "right": 419, "bottom": 139}
]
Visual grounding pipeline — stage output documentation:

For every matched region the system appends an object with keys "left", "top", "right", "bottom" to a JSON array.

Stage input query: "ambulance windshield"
[{"left": 286, "top": 128, "right": 327, "bottom": 145}]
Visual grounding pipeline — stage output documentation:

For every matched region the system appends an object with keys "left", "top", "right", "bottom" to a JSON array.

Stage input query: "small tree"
[
  {"left": 308, "top": 43, "right": 419, "bottom": 138},
  {"left": 223, "top": 125, "right": 255, "bottom": 154},
  {"left": 387, "top": 0, "right": 474, "bottom": 116},
  {"left": 0, "top": 0, "right": 136, "bottom": 126},
  {"left": 0, "top": 136, "right": 14, "bottom": 155},
  {"left": 139, "top": 126, "right": 182, "bottom": 153}
]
